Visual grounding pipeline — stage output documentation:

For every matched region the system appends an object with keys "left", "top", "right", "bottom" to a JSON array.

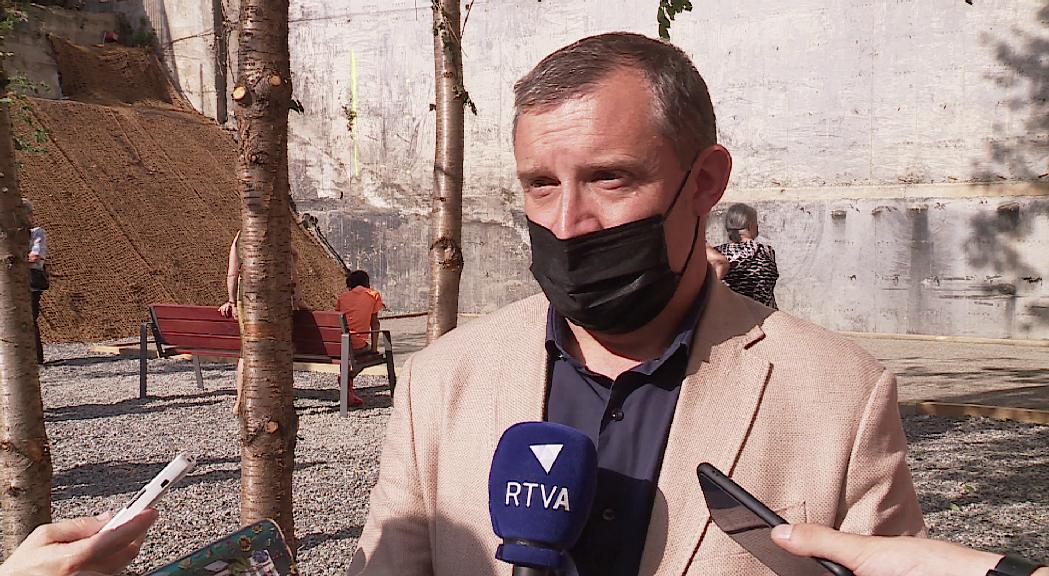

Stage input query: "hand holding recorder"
[
  {"left": 698, "top": 462, "right": 1046, "bottom": 576},
  {"left": 0, "top": 453, "right": 195, "bottom": 576},
  {"left": 772, "top": 523, "right": 1049, "bottom": 576},
  {"left": 0, "top": 509, "right": 158, "bottom": 576}
]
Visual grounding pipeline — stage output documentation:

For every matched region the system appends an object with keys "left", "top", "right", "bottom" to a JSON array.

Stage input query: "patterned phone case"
[{"left": 146, "top": 519, "right": 297, "bottom": 576}]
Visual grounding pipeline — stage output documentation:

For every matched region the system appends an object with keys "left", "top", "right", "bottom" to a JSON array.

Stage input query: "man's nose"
[{"left": 549, "top": 184, "right": 602, "bottom": 240}]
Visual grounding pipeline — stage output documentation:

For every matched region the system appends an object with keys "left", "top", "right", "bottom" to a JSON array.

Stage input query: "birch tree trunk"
[
  {"left": 0, "top": 76, "right": 52, "bottom": 556},
  {"left": 232, "top": 0, "right": 297, "bottom": 549},
  {"left": 426, "top": 0, "right": 467, "bottom": 343}
]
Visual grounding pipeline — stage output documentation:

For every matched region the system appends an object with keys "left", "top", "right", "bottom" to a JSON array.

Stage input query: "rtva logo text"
[{"left": 503, "top": 444, "right": 572, "bottom": 512}]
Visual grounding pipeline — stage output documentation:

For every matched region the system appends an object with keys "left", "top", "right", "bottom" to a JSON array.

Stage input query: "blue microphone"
[{"left": 488, "top": 422, "right": 598, "bottom": 576}]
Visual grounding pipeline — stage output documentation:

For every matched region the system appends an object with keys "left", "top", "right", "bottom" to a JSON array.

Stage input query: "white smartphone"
[{"left": 102, "top": 453, "right": 196, "bottom": 531}]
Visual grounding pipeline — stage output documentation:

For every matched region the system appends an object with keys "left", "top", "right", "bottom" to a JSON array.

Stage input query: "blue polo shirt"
[{"left": 545, "top": 281, "right": 709, "bottom": 576}]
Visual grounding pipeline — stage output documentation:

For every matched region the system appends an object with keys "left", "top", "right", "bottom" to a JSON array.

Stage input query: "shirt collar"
[{"left": 545, "top": 266, "right": 714, "bottom": 375}]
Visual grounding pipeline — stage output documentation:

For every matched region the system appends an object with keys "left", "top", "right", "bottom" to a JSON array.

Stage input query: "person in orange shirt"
[{"left": 335, "top": 269, "right": 384, "bottom": 407}]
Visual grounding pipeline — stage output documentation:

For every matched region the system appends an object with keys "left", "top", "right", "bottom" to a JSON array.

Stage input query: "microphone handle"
[{"left": 512, "top": 566, "right": 551, "bottom": 576}]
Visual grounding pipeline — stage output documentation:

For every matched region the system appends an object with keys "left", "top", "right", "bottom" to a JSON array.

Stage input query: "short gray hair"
[
  {"left": 21, "top": 198, "right": 33, "bottom": 214},
  {"left": 724, "top": 203, "right": 758, "bottom": 242},
  {"left": 513, "top": 32, "right": 717, "bottom": 166}
]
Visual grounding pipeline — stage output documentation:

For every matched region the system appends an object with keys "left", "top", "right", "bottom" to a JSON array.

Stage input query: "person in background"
[
  {"left": 706, "top": 243, "right": 729, "bottom": 279},
  {"left": 715, "top": 202, "right": 779, "bottom": 308},
  {"left": 335, "top": 269, "right": 385, "bottom": 408},
  {"left": 217, "top": 231, "right": 301, "bottom": 416},
  {"left": 773, "top": 523, "right": 1047, "bottom": 576},
  {"left": 24, "top": 199, "right": 48, "bottom": 364},
  {"left": 0, "top": 509, "right": 157, "bottom": 576}
]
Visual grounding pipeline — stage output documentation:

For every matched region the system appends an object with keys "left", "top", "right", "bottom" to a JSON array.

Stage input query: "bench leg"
[
  {"left": 381, "top": 331, "right": 396, "bottom": 402},
  {"left": 385, "top": 356, "right": 397, "bottom": 402},
  {"left": 340, "top": 333, "right": 351, "bottom": 418},
  {"left": 192, "top": 356, "right": 205, "bottom": 391},
  {"left": 139, "top": 323, "right": 149, "bottom": 399}
]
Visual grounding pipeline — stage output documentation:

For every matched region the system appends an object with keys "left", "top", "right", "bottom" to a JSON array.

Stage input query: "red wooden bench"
[{"left": 139, "top": 304, "right": 396, "bottom": 417}]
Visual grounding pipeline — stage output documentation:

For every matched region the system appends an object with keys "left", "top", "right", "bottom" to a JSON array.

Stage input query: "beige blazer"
[{"left": 349, "top": 281, "right": 925, "bottom": 575}]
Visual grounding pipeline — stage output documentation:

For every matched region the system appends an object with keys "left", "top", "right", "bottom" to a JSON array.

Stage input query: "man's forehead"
[
  {"left": 514, "top": 104, "right": 667, "bottom": 176},
  {"left": 517, "top": 82, "right": 661, "bottom": 132}
]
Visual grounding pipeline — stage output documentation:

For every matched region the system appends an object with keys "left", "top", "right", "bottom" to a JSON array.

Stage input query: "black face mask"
[{"left": 527, "top": 165, "right": 701, "bottom": 334}]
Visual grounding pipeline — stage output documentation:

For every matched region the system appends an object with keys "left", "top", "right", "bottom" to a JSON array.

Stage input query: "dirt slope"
[
  {"left": 17, "top": 41, "right": 346, "bottom": 342},
  {"left": 49, "top": 36, "right": 194, "bottom": 110}
]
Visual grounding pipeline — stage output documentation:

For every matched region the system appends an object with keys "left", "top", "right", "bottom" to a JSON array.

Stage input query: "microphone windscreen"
[{"left": 488, "top": 421, "right": 598, "bottom": 570}]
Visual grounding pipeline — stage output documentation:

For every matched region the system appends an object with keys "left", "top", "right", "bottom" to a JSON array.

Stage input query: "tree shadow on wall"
[
  {"left": 972, "top": 2, "right": 1049, "bottom": 183},
  {"left": 962, "top": 200, "right": 1047, "bottom": 335},
  {"left": 961, "top": 3, "right": 1048, "bottom": 332},
  {"left": 963, "top": 201, "right": 1038, "bottom": 279}
]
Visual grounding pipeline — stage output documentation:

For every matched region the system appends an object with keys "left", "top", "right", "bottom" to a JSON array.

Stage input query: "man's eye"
[
  {"left": 528, "top": 179, "right": 557, "bottom": 190},
  {"left": 593, "top": 171, "right": 626, "bottom": 187}
]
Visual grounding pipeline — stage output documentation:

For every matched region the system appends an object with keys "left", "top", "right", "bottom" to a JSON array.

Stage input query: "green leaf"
[
  {"left": 949, "top": 502, "right": 961, "bottom": 511},
  {"left": 657, "top": 0, "right": 693, "bottom": 40},
  {"left": 657, "top": 9, "right": 672, "bottom": 39}
]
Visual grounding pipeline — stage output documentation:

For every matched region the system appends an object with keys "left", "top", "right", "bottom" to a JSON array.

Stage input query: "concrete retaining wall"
[
  {"left": 82, "top": 0, "right": 227, "bottom": 122},
  {"left": 280, "top": 0, "right": 1049, "bottom": 339},
  {"left": 6, "top": 5, "right": 120, "bottom": 98},
  {"left": 709, "top": 192, "right": 1049, "bottom": 340}
]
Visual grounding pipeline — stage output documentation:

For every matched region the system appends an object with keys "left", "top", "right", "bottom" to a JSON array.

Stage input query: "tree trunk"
[
  {"left": 426, "top": 0, "right": 466, "bottom": 343},
  {"left": 0, "top": 84, "right": 53, "bottom": 556},
  {"left": 233, "top": 0, "right": 297, "bottom": 550}
]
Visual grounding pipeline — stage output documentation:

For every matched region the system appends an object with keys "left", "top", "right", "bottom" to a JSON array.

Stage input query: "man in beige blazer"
[{"left": 350, "top": 32, "right": 924, "bottom": 576}]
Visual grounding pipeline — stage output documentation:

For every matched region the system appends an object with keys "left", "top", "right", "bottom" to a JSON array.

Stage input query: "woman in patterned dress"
[{"left": 715, "top": 203, "right": 779, "bottom": 309}]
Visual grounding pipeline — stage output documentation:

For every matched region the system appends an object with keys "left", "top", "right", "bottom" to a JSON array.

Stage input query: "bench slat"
[
  {"left": 291, "top": 326, "right": 345, "bottom": 345},
  {"left": 163, "top": 333, "right": 241, "bottom": 351},
  {"left": 169, "top": 348, "right": 242, "bottom": 359},
  {"left": 293, "top": 340, "right": 344, "bottom": 358},
  {"left": 294, "top": 310, "right": 344, "bottom": 329},
  {"left": 164, "top": 335, "right": 353, "bottom": 358},
  {"left": 157, "top": 319, "right": 240, "bottom": 337},
  {"left": 152, "top": 304, "right": 228, "bottom": 321}
]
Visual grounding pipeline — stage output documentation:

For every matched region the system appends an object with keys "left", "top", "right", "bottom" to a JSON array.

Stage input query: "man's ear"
[{"left": 690, "top": 144, "right": 732, "bottom": 217}]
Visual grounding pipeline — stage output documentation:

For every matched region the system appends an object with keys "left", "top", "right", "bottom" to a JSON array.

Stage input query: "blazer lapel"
[
  {"left": 494, "top": 294, "right": 550, "bottom": 435},
  {"left": 639, "top": 282, "right": 773, "bottom": 575}
]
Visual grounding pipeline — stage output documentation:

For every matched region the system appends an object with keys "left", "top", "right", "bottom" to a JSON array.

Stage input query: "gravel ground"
[
  {"left": 36, "top": 343, "right": 1049, "bottom": 574},
  {"left": 854, "top": 336, "right": 1049, "bottom": 409},
  {"left": 906, "top": 415, "right": 1049, "bottom": 560},
  {"left": 42, "top": 344, "right": 388, "bottom": 575}
]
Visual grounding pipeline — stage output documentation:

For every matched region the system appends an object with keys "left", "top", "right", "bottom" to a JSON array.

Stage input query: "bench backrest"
[{"left": 150, "top": 305, "right": 348, "bottom": 358}]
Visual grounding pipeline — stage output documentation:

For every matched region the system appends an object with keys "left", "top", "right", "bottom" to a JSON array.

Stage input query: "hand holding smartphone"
[
  {"left": 103, "top": 453, "right": 196, "bottom": 532},
  {"left": 697, "top": 462, "right": 854, "bottom": 576}
]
